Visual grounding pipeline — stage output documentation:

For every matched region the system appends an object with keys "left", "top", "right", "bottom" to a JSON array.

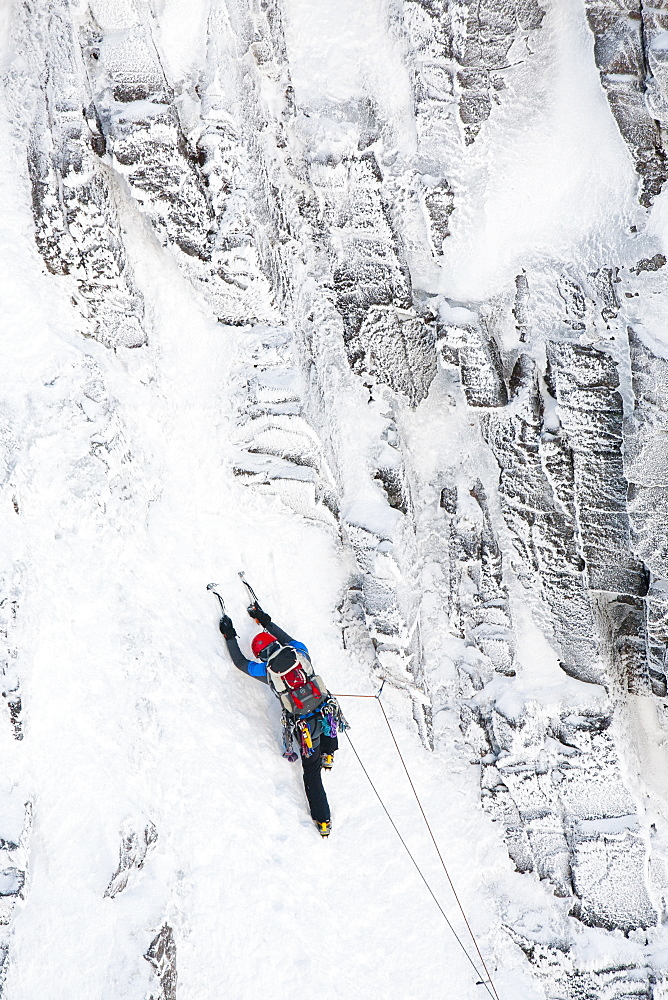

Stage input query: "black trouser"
[{"left": 301, "top": 732, "right": 338, "bottom": 823}]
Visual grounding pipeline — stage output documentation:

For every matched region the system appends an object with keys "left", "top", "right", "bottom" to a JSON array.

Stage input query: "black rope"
[
  {"left": 375, "top": 699, "right": 500, "bottom": 1000},
  {"left": 346, "top": 731, "right": 497, "bottom": 1000},
  {"left": 336, "top": 688, "right": 500, "bottom": 1000}
]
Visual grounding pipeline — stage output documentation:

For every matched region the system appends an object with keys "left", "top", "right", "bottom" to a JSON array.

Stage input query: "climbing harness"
[{"left": 335, "top": 684, "right": 500, "bottom": 1000}]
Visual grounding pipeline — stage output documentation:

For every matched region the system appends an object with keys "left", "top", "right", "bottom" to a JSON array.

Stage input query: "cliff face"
[
  {"left": 4, "top": 0, "right": 668, "bottom": 997},
  {"left": 584, "top": 0, "right": 668, "bottom": 207}
]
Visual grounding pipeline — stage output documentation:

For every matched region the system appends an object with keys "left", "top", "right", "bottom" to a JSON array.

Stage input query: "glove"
[
  {"left": 219, "top": 615, "right": 237, "bottom": 640},
  {"left": 247, "top": 603, "right": 271, "bottom": 629}
]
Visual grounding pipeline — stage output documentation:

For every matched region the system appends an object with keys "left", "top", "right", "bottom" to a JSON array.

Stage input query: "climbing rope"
[{"left": 335, "top": 688, "right": 500, "bottom": 1000}]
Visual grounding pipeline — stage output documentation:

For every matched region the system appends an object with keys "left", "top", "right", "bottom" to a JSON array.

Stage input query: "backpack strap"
[
  {"left": 266, "top": 646, "right": 329, "bottom": 717},
  {"left": 266, "top": 647, "right": 316, "bottom": 690}
]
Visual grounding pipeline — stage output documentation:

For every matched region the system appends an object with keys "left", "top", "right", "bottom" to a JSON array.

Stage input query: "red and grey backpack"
[{"left": 265, "top": 646, "right": 328, "bottom": 717}]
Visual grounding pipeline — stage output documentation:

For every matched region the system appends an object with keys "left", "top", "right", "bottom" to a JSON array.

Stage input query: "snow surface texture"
[{"left": 2, "top": 0, "right": 668, "bottom": 997}]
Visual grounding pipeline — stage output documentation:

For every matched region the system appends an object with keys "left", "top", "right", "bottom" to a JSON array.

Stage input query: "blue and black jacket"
[{"left": 225, "top": 620, "right": 310, "bottom": 684}]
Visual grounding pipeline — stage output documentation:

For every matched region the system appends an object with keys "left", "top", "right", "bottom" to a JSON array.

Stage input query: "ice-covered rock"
[
  {"left": 584, "top": 0, "right": 668, "bottom": 205},
  {"left": 546, "top": 341, "right": 648, "bottom": 598},
  {"left": 22, "top": 2, "right": 145, "bottom": 348},
  {"left": 104, "top": 820, "right": 158, "bottom": 899},
  {"left": 397, "top": 0, "right": 546, "bottom": 145},
  {"left": 145, "top": 924, "right": 176, "bottom": 1000}
]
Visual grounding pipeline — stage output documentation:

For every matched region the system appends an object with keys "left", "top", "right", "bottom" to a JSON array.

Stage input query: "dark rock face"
[
  {"left": 23, "top": 0, "right": 274, "bottom": 332},
  {"left": 328, "top": 158, "right": 412, "bottom": 339},
  {"left": 0, "top": 802, "right": 31, "bottom": 995},
  {"left": 625, "top": 327, "right": 668, "bottom": 696},
  {"left": 465, "top": 690, "right": 658, "bottom": 934},
  {"left": 626, "top": 327, "right": 668, "bottom": 578},
  {"left": 357, "top": 306, "right": 437, "bottom": 406},
  {"left": 230, "top": 325, "right": 339, "bottom": 524},
  {"left": 545, "top": 341, "right": 648, "bottom": 597},
  {"left": 310, "top": 146, "right": 436, "bottom": 406},
  {"left": 82, "top": 7, "right": 275, "bottom": 325},
  {"left": 454, "top": 0, "right": 545, "bottom": 140},
  {"left": 631, "top": 253, "right": 667, "bottom": 274},
  {"left": 104, "top": 822, "right": 158, "bottom": 899},
  {"left": 0, "top": 592, "right": 22, "bottom": 742},
  {"left": 399, "top": 0, "right": 546, "bottom": 144},
  {"left": 24, "top": 4, "right": 145, "bottom": 348},
  {"left": 439, "top": 321, "right": 509, "bottom": 407},
  {"left": 480, "top": 326, "right": 657, "bottom": 697},
  {"left": 145, "top": 925, "right": 177, "bottom": 1000},
  {"left": 584, "top": 1, "right": 668, "bottom": 205},
  {"left": 463, "top": 261, "right": 668, "bottom": 985},
  {"left": 483, "top": 353, "right": 602, "bottom": 682},
  {"left": 441, "top": 480, "right": 516, "bottom": 676}
]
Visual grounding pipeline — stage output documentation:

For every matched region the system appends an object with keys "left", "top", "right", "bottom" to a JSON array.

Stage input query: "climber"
[{"left": 218, "top": 602, "right": 344, "bottom": 837}]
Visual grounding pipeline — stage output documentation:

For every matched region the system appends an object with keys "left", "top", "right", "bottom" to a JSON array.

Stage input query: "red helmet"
[{"left": 251, "top": 632, "right": 278, "bottom": 658}]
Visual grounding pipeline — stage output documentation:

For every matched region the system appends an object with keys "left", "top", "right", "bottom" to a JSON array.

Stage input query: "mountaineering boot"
[
  {"left": 315, "top": 820, "right": 332, "bottom": 837},
  {"left": 321, "top": 753, "right": 334, "bottom": 770}
]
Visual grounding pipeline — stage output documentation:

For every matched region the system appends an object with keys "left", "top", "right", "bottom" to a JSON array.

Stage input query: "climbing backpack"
[{"left": 266, "top": 646, "right": 327, "bottom": 717}]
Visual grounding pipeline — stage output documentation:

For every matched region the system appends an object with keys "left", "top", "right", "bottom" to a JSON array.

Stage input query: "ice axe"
[
  {"left": 238, "top": 570, "right": 259, "bottom": 605},
  {"left": 238, "top": 571, "right": 264, "bottom": 619},
  {"left": 206, "top": 582, "right": 226, "bottom": 614}
]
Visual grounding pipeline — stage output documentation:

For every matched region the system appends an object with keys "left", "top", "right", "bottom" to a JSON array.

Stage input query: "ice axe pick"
[{"left": 206, "top": 582, "right": 226, "bottom": 613}]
